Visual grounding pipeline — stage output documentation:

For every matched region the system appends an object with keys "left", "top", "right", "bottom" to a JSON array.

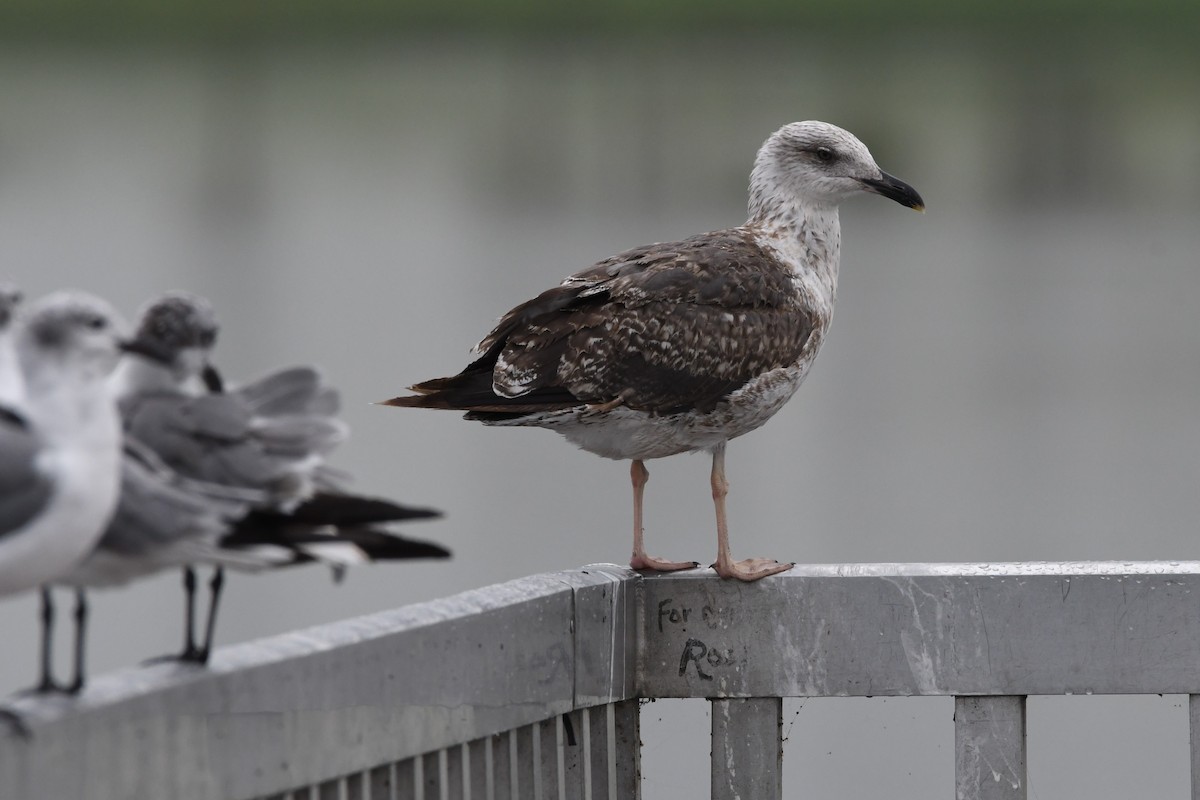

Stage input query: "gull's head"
[
  {"left": 750, "top": 120, "right": 924, "bottom": 218},
  {"left": 0, "top": 284, "right": 22, "bottom": 331},
  {"left": 18, "top": 291, "right": 129, "bottom": 383},
  {"left": 125, "top": 291, "right": 218, "bottom": 379}
]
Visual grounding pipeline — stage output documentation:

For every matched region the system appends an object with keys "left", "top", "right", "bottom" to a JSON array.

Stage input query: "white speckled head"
[
  {"left": 124, "top": 291, "right": 219, "bottom": 381},
  {"left": 749, "top": 121, "right": 923, "bottom": 220}
]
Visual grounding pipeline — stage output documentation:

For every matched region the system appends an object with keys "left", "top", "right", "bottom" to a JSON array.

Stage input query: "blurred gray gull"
[
  {"left": 110, "top": 292, "right": 447, "bottom": 664},
  {"left": 114, "top": 293, "right": 347, "bottom": 508},
  {"left": 384, "top": 120, "right": 922, "bottom": 581}
]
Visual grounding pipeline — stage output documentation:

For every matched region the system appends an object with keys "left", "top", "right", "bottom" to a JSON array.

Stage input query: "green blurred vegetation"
[{"left": 1, "top": 0, "right": 1197, "bottom": 43}]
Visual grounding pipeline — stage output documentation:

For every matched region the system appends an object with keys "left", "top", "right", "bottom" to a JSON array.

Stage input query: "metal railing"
[{"left": 4, "top": 561, "right": 1200, "bottom": 799}]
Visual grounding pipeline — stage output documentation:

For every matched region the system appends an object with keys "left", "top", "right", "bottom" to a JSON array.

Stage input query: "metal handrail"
[{"left": 4, "top": 561, "right": 1200, "bottom": 799}]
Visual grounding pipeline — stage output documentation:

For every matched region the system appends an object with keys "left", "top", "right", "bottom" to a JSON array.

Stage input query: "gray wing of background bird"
[
  {"left": 0, "top": 409, "right": 54, "bottom": 541},
  {"left": 232, "top": 366, "right": 341, "bottom": 417},
  {"left": 69, "top": 439, "right": 284, "bottom": 586},
  {"left": 119, "top": 367, "right": 348, "bottom": 504}
]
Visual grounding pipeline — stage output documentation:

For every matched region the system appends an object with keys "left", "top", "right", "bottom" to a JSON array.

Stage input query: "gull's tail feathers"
[{"left": 381, "top": 369, "right": 580, "bottom": 416}]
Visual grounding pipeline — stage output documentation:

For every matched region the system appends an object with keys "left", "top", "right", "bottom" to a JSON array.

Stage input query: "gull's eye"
[
  {"left": 815, "top": 146, "right": 836, "bottom": 164},
  {"left": 85, "top": 315, "right": 108, "bottom": 330}
]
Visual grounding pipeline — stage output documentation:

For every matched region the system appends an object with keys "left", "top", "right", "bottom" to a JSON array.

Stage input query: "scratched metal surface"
[
  {"left": 640, "top": 563, "right": 1200, "bottom": 697},
  {"left": 0, "top": 565, "right": 637, "bottom": 800},
  {"left": 955, "top": 696, "right": 1026, "bottom": 800},
  {"left": 711, "top": 698, "right": 782, "bottom": 800}
]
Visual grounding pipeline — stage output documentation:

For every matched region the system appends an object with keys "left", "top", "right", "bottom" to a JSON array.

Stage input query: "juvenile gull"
[{"left": 384, "top": 120, "right": 923, "bottom": 581}]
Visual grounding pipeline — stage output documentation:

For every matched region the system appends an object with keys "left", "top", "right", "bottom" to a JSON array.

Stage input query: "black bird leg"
[
  {"left": 194, "top": 567, "right": 225, "bottom": 665},
  {"left": 144, "top": 566, "right": 207, "bottom": 665},
  {"left": 178, "top": 566, "right": 203, "bottom": 661},
  {"left": 65, "top": 589, "right": 88, "bottom": 695},
  {"left": 35, "top": 587, "right": 63, "bottom": 693}
]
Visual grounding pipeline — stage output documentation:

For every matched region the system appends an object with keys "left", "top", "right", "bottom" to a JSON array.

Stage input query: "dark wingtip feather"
[
  {"left": 294, "top": 492, "right": 443, "bottom": 525},
  {"left": 378, "top": 395, "right": 424, "bottom": 408},
  {"left": 355, "top": 533, "right": 452, "bottom": 560},
  {"left": 410, "top": 375, "right": 469, "bottom": 393}
]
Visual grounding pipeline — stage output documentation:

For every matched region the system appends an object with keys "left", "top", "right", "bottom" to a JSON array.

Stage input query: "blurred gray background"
[{"left": 1, "top": 2, "right": 1198, "bottom": 796}]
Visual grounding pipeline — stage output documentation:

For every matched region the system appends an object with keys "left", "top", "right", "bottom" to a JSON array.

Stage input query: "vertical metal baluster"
[
  {"left": 462, "top": 744, "right": 472, "bottom": 800},
  {"left": 467, "top": 739, "right": 490, "bottom": 800},
  {"left": 558, "top": 712, "right": 584, "bottom": 800},
  {"left": 438, "top": 749, "right": 451, "bottom": 800},
  {"left": 515, "top": 725, "right": 534, "bottom": 799},
  {"left": 954, "top": 696, "right": 1027, "bottom": 800},
  {"left": 606, "top": 703, "right": 617, "bottom": 800},
  {"left": 535, "top": 714, "right": 556, "bottom": 796},
  {"left": 711, "top": 697, "right": 782, "bottom": 800},
  {"left": 553, "top": 715, "right": 567, "bottom": 800},
  {"left": 369, "top": 762, "right": 398, "bottom": 800},
  {"left": 482, "top": 736, "right": 495, "bottom": 800},
  {"left": 444, "top": 745, "right": 463, "bottom": 800},
  {"left": 532, "top": 721, "right": 544, "bottom": 799},
  {"left": 398, "top": 759, "right": 418, "bottom": 800},
  {"left": 426, "top": 750, "right": 443, "bottom": 799},
  {"left": 585, "top": 704, "right": 612, "bottom": 800},
  {"left": 612, "top": 700, "right": 641, "bottom": 800},
  {"left": 413, "top": 753, "right": 425, "bottom": 800},
  {"left": 492, "top": 733, "right": 513, "bottom": 800},
  {"left": 581, "top": 708, "right": 593, "bottom": 800},
  {"left": 346, "top": 770, "right": 366, "bottom": 800},
  {"left": 331, "top": 778, "right": 343, "bottom": 800},
  {"left": 1191, "top": 695, "right": 1200, "bottom": 800}
]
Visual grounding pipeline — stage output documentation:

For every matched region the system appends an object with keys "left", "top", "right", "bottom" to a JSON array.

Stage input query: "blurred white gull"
[{"left": 0, "top": 291, "right": 128, "bottom": 695}]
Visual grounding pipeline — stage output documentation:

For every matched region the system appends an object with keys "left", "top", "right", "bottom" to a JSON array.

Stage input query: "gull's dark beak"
[
  {"left": 201, "top": 363, "right": 226, "bottom": 393},
  {"left": 119, "top": 337, "right": 172, "bottom": 364},
  {"left": 860, "top": 171, "right": 925, "bottom": 212}
]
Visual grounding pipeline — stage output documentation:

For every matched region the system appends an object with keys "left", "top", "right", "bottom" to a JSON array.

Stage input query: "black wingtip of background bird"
[
  {"left": 290, "top": 492, "right": 443, "bottom": 525},
  {"left": 337, "top": 528, "right": 452, "bottom": 560}
]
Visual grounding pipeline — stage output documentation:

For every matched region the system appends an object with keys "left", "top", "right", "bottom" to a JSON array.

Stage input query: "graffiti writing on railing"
[
  {"left": 677, "top": 638, "right": 741, "bottom": 680},
  {"left": 656, "top": 598, "right": 734, "bottom": 632},
  {"left": 656, "top": 599, "right": 741, "bottom": 680}
]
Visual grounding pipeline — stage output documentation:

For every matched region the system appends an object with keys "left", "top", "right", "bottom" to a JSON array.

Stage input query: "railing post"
[
  {"left": 1190, "top": 694, "right": 1200, "bottom": 800},
  {"left": 955, "top": 696, "right": 1027, "bottom": 800},
  {"left": 710, "top": 697, "right": 782, "bottom": 800},
  {"left": 612, "top": 700, "right": 642, "bottom": 799}
]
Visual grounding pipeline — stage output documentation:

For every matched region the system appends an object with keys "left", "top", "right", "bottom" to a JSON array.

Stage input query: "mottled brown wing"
[{"left": 490, "top": 229, "right": 821, "bottom": 414}]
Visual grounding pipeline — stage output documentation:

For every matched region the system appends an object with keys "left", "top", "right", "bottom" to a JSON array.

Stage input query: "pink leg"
[
  {"left": 710, "top": 442, "right": 793, "bottom": 581},
  {"left": 628, "top": 459, "right": 698, "bottom": 573}
]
